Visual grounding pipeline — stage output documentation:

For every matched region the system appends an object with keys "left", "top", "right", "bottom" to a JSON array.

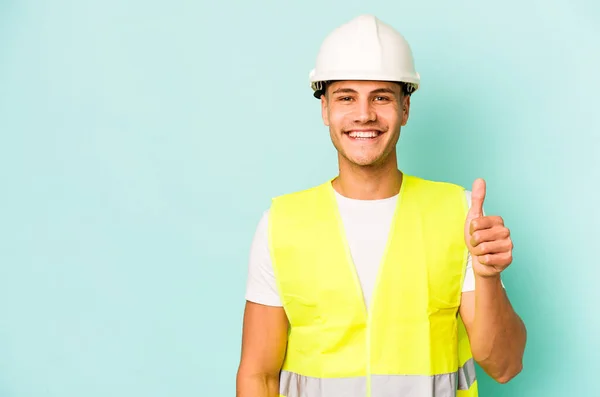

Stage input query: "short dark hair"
[{"left": 314, "top": 80, "right": 416, "bottom": 99}]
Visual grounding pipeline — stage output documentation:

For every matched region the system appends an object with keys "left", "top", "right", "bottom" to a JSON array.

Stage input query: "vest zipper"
[
  {"left": 330, "top": 195, "right": 371, "bottom": 397},
  {"left": 337, "top": 230, "right": 371, "bottom": 396},
  {"left": 328, "top": 177, "right": 407, "bottom": 397},
  {"left": 366, "top": 312, "right": 372, "bottom": 397}
]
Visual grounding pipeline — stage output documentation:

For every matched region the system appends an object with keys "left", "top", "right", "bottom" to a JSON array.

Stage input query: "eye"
[
  {"left": 337, "top": 96, "right": 352, "bottom": 101},
  {"left": 374, "top": 96, "right": 390, "bottom": 101}
]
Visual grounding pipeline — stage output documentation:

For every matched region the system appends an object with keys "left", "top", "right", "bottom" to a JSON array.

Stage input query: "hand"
[{"left": 464, "top": 178, "right": 513, "bottom": 278}]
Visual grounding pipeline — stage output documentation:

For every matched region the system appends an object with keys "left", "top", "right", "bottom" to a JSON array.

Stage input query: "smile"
[{"left": 344, "top": 130, "right": 384, "bottom": 140}]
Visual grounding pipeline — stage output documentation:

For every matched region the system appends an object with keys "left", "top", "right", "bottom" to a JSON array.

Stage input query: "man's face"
[{"left": 321, "top": 80, "right": 410, "bottom": 168}]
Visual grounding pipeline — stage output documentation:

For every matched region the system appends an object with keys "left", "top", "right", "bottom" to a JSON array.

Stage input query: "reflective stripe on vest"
[
  {"left": 457, "top": 357, "right": 477, "bottom": 390},
  {"left": 279, "top": 358, "right": 477, "bottom": 397},
  {"left": 270, "top": 175, "right": 479, "bottom": 397}
]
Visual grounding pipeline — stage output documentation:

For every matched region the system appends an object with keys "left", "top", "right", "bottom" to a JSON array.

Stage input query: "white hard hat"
[{"left": 309, "top": 15, "right": 420, "bottom": 98}]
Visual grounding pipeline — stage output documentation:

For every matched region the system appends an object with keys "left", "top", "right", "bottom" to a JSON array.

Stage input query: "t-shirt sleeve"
[
  {"left": 244, "top": 209, "right": 284, "bottom": 307},
  {"left": 462, "top": 253, "right": 476, "bottom": 292},
  {"left": 461, "top": 189, "right": 505, "bottom": 292}
]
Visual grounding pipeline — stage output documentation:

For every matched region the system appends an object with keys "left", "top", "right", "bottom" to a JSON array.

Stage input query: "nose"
[{"left": 354, "top": 99, "right": 376, "bottom": 123}]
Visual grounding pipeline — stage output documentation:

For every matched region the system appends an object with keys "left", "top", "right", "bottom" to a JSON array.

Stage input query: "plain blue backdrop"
[{"left": 1, "top": 1, "right": 599, "bottom": 396}]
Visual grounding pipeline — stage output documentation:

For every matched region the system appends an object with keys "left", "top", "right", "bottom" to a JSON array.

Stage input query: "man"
[{"left": 236, "top": 14, "right": 526, "bottom": 397}]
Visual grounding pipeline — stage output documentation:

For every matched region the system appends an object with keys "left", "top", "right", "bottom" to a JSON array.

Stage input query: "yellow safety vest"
[{"left": 269, "top": 174, "right": 478, "bottom": 397}]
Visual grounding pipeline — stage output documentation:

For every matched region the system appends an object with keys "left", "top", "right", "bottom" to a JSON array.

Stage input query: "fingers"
[
  {"left": 469, "top": 215, "right": 504, "bottom": 235},
  {"left": 470, "top": 237, "right": 513, "bottom": 256},
  {"left": 470, "top": 226, "right": 511, "bottom": 247},
  {"left": 477, "top": 251, "right": 513, "bottom": 267}
]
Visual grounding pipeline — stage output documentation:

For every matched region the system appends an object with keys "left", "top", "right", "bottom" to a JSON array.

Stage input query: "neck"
[{"left": 332, "top": 155, "right": 403, "bottom": 200}]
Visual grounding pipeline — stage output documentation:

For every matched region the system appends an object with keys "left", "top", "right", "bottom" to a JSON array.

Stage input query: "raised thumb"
[{"left": 469, "top": 178, "right": 486, "bottom": 218}]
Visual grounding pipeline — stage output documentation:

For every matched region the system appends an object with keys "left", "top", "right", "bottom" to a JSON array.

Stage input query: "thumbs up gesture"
[{"left": 465, "top": 179, "right": 513, "bottom": 278}]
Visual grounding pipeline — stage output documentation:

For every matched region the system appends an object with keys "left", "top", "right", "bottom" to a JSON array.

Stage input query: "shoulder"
[
  {"left": 271, "top": 181, "right": 329, "bottom": 204},
  {"left": 406, "top": 175, "right": 468, "bottom": 207},
  {"left": 410, "top": 176, "right": 473, "bottom": 207},
  {"left": 269, "top": 180, "right": 332, "bottom": 219},
  {"left": 407, "top": 174, "right": 467, "bottom": 193}
]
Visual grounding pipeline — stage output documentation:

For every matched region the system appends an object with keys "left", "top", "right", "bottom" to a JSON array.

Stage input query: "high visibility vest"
[{"left": 268, "top": 174, "right": 478, "bottom": 397}]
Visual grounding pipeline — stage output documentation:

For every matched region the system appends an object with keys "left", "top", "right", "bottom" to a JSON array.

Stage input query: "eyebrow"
[{"left": 332, "top": 87, "right": 398, "bottom": 95}]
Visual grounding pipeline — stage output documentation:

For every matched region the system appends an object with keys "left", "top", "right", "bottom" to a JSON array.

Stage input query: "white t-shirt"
[{"left": 245, "top": 189, "right": 494, "bottom": 308}]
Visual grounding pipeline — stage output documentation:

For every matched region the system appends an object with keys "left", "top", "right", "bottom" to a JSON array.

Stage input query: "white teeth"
[{"left": 348, "top": 131, "right": 379, "bottom": 138}]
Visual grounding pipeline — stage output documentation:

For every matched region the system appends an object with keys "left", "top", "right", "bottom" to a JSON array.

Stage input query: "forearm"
[
  {"left": 471, "top": 275, "right": 526, "bottom": 383},
  {"left": 236, "top": 370, "right": 280, "bottom": 397}
]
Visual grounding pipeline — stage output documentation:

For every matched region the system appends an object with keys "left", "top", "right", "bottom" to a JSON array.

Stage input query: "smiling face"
[{"left": 321, "top": 80, "right": 410, "bottom": 169}]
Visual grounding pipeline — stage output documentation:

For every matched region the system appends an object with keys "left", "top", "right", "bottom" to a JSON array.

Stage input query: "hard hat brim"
[{"left": 309, "top": 72, "right": 420, "bottom": 98}]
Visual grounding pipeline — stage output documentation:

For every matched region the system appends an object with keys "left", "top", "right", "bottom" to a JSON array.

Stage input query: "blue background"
[{"left": 1, "top": 1, "right": 598, "bottom": 395}]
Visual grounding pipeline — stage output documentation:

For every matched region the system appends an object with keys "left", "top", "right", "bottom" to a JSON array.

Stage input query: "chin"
[
  {"left": 337, "top": 146, "right": 386, "bottom": 167},
  {"left": 346, "top": 156, "right": 382, "bottom": 167}
]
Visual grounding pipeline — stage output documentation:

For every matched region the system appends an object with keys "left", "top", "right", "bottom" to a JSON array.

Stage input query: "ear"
[
  {"left": 321, "top": 94, "right": 330, "bottom": 126},
  {"left": 401, "top": 95, "right": 411, "bottom": 126}
]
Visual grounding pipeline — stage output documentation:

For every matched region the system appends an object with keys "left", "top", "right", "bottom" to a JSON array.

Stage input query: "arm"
[
  {"left": 461, "top": 179, "right": 527, "bottom": 383},
  {"left": 460, "top": 283, "right": 526, "bottom": 383},
  {"left": 237, "top": 210, "right": 288, "bottom": 396},
  {"left": 236, "top": 301, "right": 288, "bottom": 397}
]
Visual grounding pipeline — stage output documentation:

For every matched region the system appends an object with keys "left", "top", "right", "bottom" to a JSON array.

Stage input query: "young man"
[{"left": 236, "top": 14, "right": 526, "bottom": 397}]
